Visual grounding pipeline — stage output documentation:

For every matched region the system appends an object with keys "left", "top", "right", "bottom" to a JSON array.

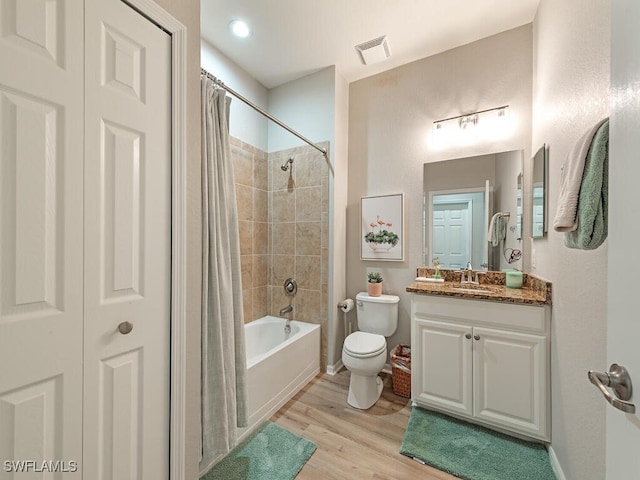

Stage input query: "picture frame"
[{"left": 361, "top": 193, "right": 404, "bottom": 261}]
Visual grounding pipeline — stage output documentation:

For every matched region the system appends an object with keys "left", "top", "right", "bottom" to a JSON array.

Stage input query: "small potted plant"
[{"left": 367, "top": 272, "right": 383, "bottom": 297}]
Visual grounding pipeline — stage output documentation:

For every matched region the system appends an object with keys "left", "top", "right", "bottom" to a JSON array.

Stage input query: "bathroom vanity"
[{"left": 407, "top": 272, "right": 552, "bottom": 442}]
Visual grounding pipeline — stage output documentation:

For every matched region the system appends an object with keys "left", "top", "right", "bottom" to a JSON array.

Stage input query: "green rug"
[
  {"left": 400, "top": 407, "right": 556, "bottom": 480},
  {"left": 201, "top": 422, "right": 316, "bottom": 480}
]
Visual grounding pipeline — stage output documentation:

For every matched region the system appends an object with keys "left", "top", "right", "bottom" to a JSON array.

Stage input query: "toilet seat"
[{"left": 343, "top": 331, "right": 386, "bottom": 359}]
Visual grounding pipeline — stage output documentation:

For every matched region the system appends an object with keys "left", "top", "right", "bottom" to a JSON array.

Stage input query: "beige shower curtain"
[{"left": 200, "top": 76, "right": 247, "bottom": 469}]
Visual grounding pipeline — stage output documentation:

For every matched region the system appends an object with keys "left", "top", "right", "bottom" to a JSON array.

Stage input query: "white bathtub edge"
[{"left": 236, "top": 361, "right": 320, "bottom": 445}]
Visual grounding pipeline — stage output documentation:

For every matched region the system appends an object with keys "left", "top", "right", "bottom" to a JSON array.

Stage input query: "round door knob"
[
  {"left": 473, "top": 334, "right": 480, "bottom": 341},
  {"left": 465, "top": 333, "right": 472, "bottom": 339},
  {"left": 118, "top": 321, "right": 133, "bottom": 335}
]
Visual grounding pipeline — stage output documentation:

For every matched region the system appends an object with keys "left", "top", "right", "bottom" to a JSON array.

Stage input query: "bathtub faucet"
[{"left": 279, "top": 304, "right": 293, "bottom": 316}]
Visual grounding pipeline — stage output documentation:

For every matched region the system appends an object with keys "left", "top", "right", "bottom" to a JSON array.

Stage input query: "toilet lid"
[{"left": 344, "top": 331, "right": 386, "bottom": 357}]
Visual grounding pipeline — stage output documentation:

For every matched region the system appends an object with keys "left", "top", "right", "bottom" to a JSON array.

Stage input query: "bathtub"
[{"left": 238, "top": 316, "right": 320, "bottom": 441}]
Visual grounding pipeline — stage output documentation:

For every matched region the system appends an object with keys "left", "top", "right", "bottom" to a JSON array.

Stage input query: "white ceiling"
[{"left": 201, "top": 0, "right": 540, "bottom": 89}]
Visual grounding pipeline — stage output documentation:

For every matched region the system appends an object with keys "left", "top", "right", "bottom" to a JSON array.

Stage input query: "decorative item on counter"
[
  {"left": 367, "top": 272, "right": 383, "bottom": 297},
  {"left": 504, "top": 269, "right": 523, "bottom": 289},
  {"left": 415, "top": 257, "right": 445, "bottom": 283},
  {"left": 432, "top": 257, "right": 442, "bottom": 279}
]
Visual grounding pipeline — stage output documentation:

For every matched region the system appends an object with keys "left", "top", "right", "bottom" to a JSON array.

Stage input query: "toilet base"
[{"left": 347, "top": 374, "right": 384, "bottom": 410}]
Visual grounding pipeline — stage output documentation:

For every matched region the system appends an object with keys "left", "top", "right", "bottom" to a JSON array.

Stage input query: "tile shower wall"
[
  {"left": 231, "top": 137, "right": 270, "bottom": 323},
  {"left": 231, "top": 137, "right": 329, "bottom": 368}
]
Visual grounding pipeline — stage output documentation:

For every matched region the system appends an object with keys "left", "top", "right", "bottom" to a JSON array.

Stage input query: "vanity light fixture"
[
  {"left": 229, "top": 19, "right": 252, "bottom": 38},
  {"left": 433, "top": 105, "right": 511, "bottom": 147}
]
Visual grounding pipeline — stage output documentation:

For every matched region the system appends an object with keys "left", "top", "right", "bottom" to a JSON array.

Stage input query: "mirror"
[
  {"left": 531, "top": 144, "right": 547, "bottom": 239},
  {"left": 516, "top": 172, "right": 523, "bottom": 240},
  {"left": 423, "top": 150, "right": 523, "bottom": 272}
]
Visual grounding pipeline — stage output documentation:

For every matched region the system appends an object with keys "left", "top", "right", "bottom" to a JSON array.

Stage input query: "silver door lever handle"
[{"left": 588, "top": 363, "right": 636, "bottom": 414}]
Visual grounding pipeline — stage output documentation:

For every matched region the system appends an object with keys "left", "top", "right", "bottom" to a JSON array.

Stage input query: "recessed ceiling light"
[{"left": 229, "top": 19, "right": 252, "bottom": 38}]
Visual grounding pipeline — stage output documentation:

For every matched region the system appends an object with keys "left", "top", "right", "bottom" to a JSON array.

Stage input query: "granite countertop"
[{"left": 406, "top": 268, "right": 552, "bottom": 306}]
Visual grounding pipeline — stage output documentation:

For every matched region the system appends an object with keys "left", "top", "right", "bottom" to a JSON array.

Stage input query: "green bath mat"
[
  {"left": 201, "top": 422, "right": 316, "bottom": 480},
  {"left": 400, "top": 407, "right": 556, "bottom": 480}
]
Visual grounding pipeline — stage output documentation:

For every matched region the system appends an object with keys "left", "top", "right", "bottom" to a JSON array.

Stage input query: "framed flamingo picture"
[{"left": 361, "top": 193, "right": 404, "bottom": 261}]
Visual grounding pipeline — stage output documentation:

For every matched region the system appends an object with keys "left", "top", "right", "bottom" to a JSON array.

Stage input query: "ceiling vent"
[{"left": 355, "top": 35, "right": 391, "bottom": 65}]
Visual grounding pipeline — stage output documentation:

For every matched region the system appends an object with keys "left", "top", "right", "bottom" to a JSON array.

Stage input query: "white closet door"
[
  {"left": 0, "top": 0, "right": 84, "bottom": 473},
  {"left": 83, "top": 0, "right": 171, "bottom": 478}
]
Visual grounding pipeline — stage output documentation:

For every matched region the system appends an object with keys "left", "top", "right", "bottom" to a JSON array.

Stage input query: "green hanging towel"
[{"left": 565, "top": 119, "right": 608, "bottom": 250}]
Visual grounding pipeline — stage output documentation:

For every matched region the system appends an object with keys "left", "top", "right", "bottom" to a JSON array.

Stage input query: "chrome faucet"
[
  {"left": 461, "top": 261, "right": 479, "bottom": 284},
  {"left": 279, "top": 304, "right": 293, "bottom": 316}
]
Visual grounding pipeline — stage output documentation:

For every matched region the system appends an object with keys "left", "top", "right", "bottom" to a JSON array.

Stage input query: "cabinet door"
[
  {"left": 473, "top": 327, "right": 548, "bottom": 440},
  {"left": 413, "top": 319, "right": 473, "bottom": 417}
]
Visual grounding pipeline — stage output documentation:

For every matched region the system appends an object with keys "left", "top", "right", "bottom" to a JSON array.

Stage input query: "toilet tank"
[{"left": 355, "top": 292, "right": 400, "bottom": 336}]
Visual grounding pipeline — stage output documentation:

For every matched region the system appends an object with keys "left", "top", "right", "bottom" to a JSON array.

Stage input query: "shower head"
[{"left": 281, "top": 157, "right": 294, "bottom": 171}]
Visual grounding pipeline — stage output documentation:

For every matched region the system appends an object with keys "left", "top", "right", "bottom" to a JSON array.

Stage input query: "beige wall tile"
[
  {"left": 240, "top": 254, "right": 253, "bottom": 291},
  {"left": 254, "top": 155, "right": 268, "bottom": 191},
  {"left": 253, "top": 222, "right": 269, "bottom": 255},
  {"left": 242, "top": 288, "right": 253, "bottom": 324},
  {"left": 296, "top": 221, "right": 321, "bottom": 256},
  {"left": 295, "top": 153, "right": 322, "bottom": 188},
  {"left": 296, "top": 186, "right": 322, "bottom": 222},
  {"left": 238, "top": 220, "right": 253, "bottom": 255},
  {"left": 271, "top": 254, "right": 295, "bottom": 287},
  {"left": 321, "top": 247, "right": 329, "bottom": 286},
  {"left": 235, "top": 183, "right": 253, "bottom": 221},
  {"left": 271, "top": 222, "right": 295, "bottom": 255},
  {"left": 254, "top": 188, "right": 268, "bottom": 222},
  {"left": 232, "top": 145, "right": 253, "bottom": 187},
  {"left": 253, "top": 286, "right": 268, "bottom": 319},
  {"left": 296, "top": 288, "right": 321, "bottom": 324},
  {"left": 271, "top": 158, "right": 296, "bottom": 192},
  {"left": 253, "top": 254, "right": 269, "bottom": 287},
  {"left": 270, "top": 190, "right": 296, "bottom": 223},
  {"left": 295, "top": 255, "right": 321, "bottom": 291},
  {"left": 321, "top": 212, "right": 329, "bottom": 248}
]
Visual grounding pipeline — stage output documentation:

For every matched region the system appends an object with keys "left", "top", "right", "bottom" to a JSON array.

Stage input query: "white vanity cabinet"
[{"left": 411, "top": 293, "right": 550, "bottom": 441}]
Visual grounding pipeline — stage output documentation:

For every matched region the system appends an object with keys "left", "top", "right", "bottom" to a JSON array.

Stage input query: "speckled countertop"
[{"left": 406, "top": 268, "right": 552, "bottom": 306}]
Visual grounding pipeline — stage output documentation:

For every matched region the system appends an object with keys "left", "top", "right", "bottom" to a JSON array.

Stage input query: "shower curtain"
[{"left": 200, "top": 76, "right": 248, "bottom": 468}]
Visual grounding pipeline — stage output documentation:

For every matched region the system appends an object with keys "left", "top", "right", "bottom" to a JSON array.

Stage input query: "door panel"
[
  {"left": 84, "top": 0, "right": 171, "bottom": 478},
  {"left": 474, "top": 327, "right": 547, "bottom": 439},
  {"left": 414, "top": 319, "right": 473, "bottom": 416},
  {"left": 608, "top": 2, "right": 640, "bottom": 477},
  {"left": 0, "top": 0, "right": 84, "bottom": 471},
  {"left": 432, "top": 202, "right": 471, "bottom": 269}
]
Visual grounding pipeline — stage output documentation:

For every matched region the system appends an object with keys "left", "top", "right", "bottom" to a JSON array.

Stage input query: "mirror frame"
[
  {"left": 423, "top": 150, "right": 524, "bottom": 271},
  {"left": 531, "top": 144, "right": 548, "bottom": 239}
]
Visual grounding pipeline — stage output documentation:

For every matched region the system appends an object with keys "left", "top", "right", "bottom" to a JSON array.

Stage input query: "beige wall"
[
  {"left": 532, "top": 0, "right": 610, "bottom": 478},
  {"left": 150, "top": 1, "right": 201, "bottom": 479},
  {"left": 347, "top": 25, "right": 533, "bottom": 360}
]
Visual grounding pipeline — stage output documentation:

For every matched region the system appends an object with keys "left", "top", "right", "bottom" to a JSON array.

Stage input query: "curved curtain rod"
[{"left": 201, "top": 68, "right": 327, "bottom": 158}]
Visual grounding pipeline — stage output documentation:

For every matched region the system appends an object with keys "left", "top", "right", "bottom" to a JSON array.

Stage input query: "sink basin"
[{"left": 451, "top": 285, "right": 495, "bottom": 294}]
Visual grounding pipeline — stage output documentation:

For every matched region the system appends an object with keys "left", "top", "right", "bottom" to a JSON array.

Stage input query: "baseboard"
[
  {"left": 548, "top": 446, "right": 568, "bottom": 480},
  {"left": 328, "top": 361, "right": 393, "bottom": 376},
  {"left": 326, "top": 360, "right": 344, "bottom": 375}
]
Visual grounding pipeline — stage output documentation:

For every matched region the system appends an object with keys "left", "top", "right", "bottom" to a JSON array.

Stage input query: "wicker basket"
[{"left": 390, "top": 344, "right": 411, "bottom": 398}]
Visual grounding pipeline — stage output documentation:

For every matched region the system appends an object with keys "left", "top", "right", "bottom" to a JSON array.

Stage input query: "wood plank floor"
[{"left": 270, "top": 370, "right": 460, "bottom": 480}]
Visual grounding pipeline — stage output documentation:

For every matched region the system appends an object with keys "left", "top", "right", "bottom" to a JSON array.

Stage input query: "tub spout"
[{"left": 279, "top": 304, "right": 293, "bottom": 316}]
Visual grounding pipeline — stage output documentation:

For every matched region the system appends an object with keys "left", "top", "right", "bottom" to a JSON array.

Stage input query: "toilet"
[{"left": 342, "top": 292, "right": 400, "bottom": 409}]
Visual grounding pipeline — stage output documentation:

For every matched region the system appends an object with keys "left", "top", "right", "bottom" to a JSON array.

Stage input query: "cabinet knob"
[
  {"left": 118, "top": 321, "right": 133, "bottom": 335},
  {"left": 465, "top": 333, "right": 472, "bottom": 339},
  {"left": 473, "top": 334, "right": 480, "bottom": 341}
]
